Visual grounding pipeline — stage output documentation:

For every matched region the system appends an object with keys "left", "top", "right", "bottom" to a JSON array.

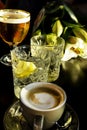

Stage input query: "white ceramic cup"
[{"left": 20, "top": 82, "right": 67, "bottom": 130}]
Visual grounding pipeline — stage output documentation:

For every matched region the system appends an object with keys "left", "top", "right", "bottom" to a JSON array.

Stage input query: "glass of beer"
[{"left": 0, "top": 9, "right": 30, "bottom": 66}]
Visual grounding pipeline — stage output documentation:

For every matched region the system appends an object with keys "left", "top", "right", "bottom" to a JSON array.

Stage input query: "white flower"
[{"left": 62, "top": 37, "right": 87, "bottom": 61}]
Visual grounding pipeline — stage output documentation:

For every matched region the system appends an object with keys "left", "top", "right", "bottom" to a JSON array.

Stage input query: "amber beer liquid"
[{"left": 0, "top": 9, "right": 30, "bottom": 46}]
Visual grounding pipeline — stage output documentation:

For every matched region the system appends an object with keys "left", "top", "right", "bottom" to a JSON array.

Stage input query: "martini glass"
[{"left": 0, "top": 9, "right": 30, "bottom": 66}]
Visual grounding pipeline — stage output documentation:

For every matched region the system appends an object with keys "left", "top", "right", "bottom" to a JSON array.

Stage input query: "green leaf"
[
  {"left": 52, "top": 19, "right": 63, "bottom": 37},
  {"left": 64, "top": 4, "right": 78, "bottom": 23},
  {"left": 73, "top": 27, "right": 87, "bottom": 42},
  {"left": 63, "top": 21, "right": 83, "bottom": 28}
]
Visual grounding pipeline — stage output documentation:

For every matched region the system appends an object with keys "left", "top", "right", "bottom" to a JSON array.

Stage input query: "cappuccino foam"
[{"left": 26, "top": 87, "right": 64, "bottom": 110}]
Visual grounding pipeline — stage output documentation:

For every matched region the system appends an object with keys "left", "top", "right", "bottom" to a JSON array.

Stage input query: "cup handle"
[{"left": 33, "top": 115, "right": 44, "bottom": 130}]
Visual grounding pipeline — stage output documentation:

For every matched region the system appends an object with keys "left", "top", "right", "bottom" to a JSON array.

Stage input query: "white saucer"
[{"left": 3, "top": 100, "right": 79, "bottom": 130}]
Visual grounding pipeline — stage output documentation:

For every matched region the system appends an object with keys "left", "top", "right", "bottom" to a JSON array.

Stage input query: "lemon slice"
[{"left": 14, "top": 60, "right": 37, "bottom": 78}]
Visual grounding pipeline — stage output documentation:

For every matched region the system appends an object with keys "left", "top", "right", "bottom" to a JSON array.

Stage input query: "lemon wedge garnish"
[{"left": 14, "top": 60, "right": 37, "bottom": 78}]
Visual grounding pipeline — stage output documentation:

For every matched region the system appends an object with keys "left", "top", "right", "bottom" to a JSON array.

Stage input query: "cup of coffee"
[{"left": 20, "top": 82, "right": 67, "bottom": 130}]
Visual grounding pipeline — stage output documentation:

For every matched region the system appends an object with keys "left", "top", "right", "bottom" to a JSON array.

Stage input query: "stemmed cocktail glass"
[{"left": 0, "top": 9, "right": 30, "bottom": 66}]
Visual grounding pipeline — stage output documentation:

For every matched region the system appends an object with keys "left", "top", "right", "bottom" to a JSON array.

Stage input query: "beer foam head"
[{"left": 0, "top": 9, "right": 30, "bottom": 23}]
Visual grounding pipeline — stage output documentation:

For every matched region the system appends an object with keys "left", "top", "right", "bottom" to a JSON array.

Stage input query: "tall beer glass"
[{"left": 0, "top": 9, "right": 30, "bottom": 66}]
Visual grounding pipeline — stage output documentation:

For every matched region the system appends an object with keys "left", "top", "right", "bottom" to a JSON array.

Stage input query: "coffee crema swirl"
[{"left": 26, "top": 87, "right": 64, "bottom": 110}]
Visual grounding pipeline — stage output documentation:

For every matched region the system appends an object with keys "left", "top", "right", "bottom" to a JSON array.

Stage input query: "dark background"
[{"left": 0, "top": 0, "right": 87, "bottom": 130}]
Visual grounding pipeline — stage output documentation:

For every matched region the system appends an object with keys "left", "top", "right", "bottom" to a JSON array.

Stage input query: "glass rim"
[
  {"left": 0, "top": 9, "right": 30, "bottom": 23},
  {"left": 0, "top": 8, "right": 30, "bottom": 14},
  {"left": 30, "top": 35, "right": 65, "bottom": 45}
]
